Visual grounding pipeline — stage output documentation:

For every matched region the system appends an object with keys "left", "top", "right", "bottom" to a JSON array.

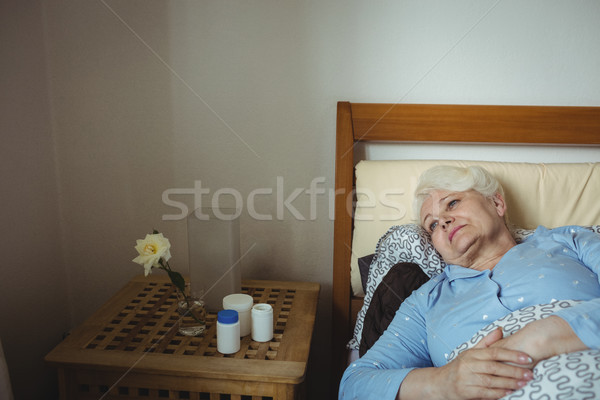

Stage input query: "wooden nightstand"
[{"left": 45, "top": 275, "right": 320, "bottom": 400}]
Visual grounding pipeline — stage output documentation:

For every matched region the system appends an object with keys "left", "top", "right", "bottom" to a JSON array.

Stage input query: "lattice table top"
[
  {"left": 84, "top": 281, "right": 294, "bottom": 359},
  {"left": 46, "top": 276, "right": 320, "bottom": 383}
]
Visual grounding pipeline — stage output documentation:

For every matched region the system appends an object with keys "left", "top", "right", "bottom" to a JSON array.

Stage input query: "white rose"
[{"left": 132, "top": 233, "right": 172, "bottom": 276}]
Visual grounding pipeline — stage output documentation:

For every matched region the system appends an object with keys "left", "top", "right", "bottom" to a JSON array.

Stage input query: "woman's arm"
[
  {"left": 490, "top": 315, "right": 588, "bottom": 363},
  {"left": 398, "top": 329, "right": 533, "bottom": 400},
  {"left": 551, "top": 227, "right": 600, "bottom": 349},
  {"left": 339, "top": 295, "right": 432, "bottom": 400}
]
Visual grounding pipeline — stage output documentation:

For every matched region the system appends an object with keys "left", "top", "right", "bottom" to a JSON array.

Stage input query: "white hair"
[{"left": 414, "top": 165, "right": 506, "bottom": 219}]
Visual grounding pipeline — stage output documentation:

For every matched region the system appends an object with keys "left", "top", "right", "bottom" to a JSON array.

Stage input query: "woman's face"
[{"left": 420, "top": 189, "right": 507, "bottom": 268}]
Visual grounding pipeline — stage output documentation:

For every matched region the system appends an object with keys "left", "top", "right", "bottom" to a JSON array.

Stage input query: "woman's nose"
[{"left": 440, "top": 217, "right": 453, "bottom": 230}]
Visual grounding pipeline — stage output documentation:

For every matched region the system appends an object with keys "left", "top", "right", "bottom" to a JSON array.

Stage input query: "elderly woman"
[{"left": 339, "top": 165, "right": 600, "bottom": 400}]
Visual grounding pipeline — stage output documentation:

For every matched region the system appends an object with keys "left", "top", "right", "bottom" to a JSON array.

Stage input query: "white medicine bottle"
[
  {"left": 223, "top": 294, "right": 253, "bottom": 337},
  {"left": 251, "top": 303, "right": 273, "bottom": 342},
  {"left": 217, "top": 309, "right": 240, "bottom": 354}
]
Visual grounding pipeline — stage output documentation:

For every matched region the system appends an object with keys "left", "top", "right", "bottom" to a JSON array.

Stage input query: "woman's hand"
[
  {"left": 399, "top": 329, "right": 533, "bottom": 400},
  {"left": 489, "top": 316, "right": 588, "bottom": 364}
]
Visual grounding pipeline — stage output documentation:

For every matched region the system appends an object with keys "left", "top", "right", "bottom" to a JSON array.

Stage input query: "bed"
[{"left": 331, "top": 102, "right": 600, "bottom": 395}]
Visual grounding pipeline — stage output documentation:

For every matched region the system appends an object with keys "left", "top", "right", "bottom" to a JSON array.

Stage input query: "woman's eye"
[
  {"left": 448, "top": 199, "right": 459, "bottom": 208},
  {"left": 429, "top": 221, "right": 438, "bottom": 232}
]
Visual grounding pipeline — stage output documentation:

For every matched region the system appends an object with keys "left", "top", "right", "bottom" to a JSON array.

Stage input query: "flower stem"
[{"left": 158, "top": 258, "right": 203, "bottom": 324}]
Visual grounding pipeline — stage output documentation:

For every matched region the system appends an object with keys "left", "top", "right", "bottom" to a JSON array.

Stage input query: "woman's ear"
[{"left": 491, "top": 192, "right": 507, "bottom": 217}]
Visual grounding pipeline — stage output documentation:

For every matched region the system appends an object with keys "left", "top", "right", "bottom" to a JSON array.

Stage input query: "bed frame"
[{"left": 331, "top": 101, "right": 600, "bottom": 390}]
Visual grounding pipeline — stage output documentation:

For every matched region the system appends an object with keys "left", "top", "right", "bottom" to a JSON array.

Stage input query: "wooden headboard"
[{"left": 331, "top": 101, "right": 600, "bottom": 389}]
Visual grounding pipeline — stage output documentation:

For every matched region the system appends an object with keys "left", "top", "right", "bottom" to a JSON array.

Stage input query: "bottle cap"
[
  {"left": 252, "top": 303, "right": 273, "bottom": 314},
  {"left": 218, "top": 309, "right": 239, "bottom": 324}
]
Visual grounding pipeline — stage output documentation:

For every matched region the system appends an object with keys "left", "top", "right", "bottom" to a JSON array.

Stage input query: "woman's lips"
[{"left": 449, "top": 225, "right": 465, "bottom": 242}]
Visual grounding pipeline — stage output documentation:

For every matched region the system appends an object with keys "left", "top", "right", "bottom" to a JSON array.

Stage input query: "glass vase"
[
  {"left": 187, "top": 206, "right": 241, "bottom": 312},
  {"left": 176, "top": 288, "right": 206, "bottom": 337}
]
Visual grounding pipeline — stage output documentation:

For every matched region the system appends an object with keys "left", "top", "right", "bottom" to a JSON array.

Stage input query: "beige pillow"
[{"left": 350, "top": 161, "right": 600, "bottom": 296}]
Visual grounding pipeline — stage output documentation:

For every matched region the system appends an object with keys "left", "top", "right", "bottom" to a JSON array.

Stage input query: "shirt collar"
[{"left": 443, "top": 264, "right": 489, "bottom": 282}]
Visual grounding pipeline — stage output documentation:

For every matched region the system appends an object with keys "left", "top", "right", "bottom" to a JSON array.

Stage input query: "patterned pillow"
[
  {"left": 347, "top": 224, "right": 442, "bottom": 350},
  {"left": 347, "top": 225, "right": 600, "bottom": 351},
  {"left": 503, "top": 349, "right": 600, "bottom": 399},
  {"left": 448, "top": 301, "right": 600, "bottom": 400}
]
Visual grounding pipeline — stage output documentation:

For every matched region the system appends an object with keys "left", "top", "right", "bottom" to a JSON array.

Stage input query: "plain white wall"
[{"left": 2, "top": 0, "right": 599, "bottom": 398}]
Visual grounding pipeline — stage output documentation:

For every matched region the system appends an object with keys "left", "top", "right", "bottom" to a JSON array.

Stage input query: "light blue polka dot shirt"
[{"left": 339, "top": 226, "right": 600, "bottom": 400}]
